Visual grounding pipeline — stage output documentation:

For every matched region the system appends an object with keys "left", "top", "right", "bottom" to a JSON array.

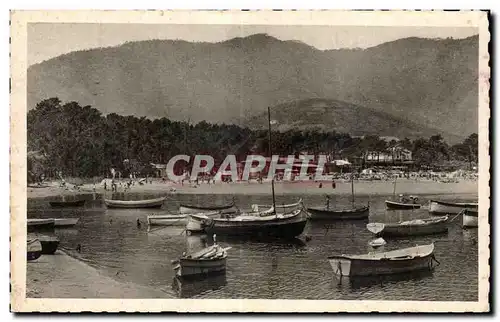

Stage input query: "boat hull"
[
  {"left": 148, "top": 215, "right": 187, "bottom": 226},
  {"left": 307, "top": 206, "right": 369, "bottom": 220},
  {"left": 174, "top": 257, "right": 227, "bottom": 277},
  {"left": 54, "top": 218, "right": 80, "bottom": 227},
  {"left": 429, "top": 200, "right": 478, "bottom": 215},
  {"left": 385, "top": 200, "right": 421, "bottom": 210},
  {"left": 367, "top": 217, "right": 449, "bottom": 237},
  {"left": 203, "top": 216, "right": 307, "bottom": 238},
  {"left": 104, "top": 197, "right": 165, "bottom": 209},
  {"left": 49, "top": 200, "right": 86, "bottom": 208},
  {"left": 27, "top": 219, "right": 55, "bottom": 233},
  {"left": 38, "top": 236, "right": 60, "bottom": 255},
  {"left": 179, "top": 203, "right": 236, "bottom": 214},
  {"left": 328, "top": 254, "right": 434, "bottom": 277},
  {"left": 27, "top": 239, "right": 42, "bottom": 261},
  {"left": 462, "top": 209, "right": 479, "bottom": 228}
]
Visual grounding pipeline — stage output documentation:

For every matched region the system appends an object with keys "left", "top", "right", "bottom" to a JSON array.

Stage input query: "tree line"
[{"left": 27, "top": 98, "right": 478, "bottom": 182}]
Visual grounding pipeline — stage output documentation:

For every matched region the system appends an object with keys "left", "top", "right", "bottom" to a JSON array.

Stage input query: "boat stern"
[{"left": 328, "top": 257, "right": 351, "bottom": 277}]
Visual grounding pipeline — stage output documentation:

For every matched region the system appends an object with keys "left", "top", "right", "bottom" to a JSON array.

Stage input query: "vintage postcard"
[{"left": 10, "top": 10, "right": 490, "bottom": 312}]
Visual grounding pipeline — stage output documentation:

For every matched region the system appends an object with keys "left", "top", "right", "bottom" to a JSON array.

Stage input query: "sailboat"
[
  {"left": 189, "top": 107, "right": 308, "bottom": 239},
  {"left": 385, "top": 176, "right": 421, "bottom": 210},
  {"left": 306, "top": 174, "right": 369, "bottom": 220}
]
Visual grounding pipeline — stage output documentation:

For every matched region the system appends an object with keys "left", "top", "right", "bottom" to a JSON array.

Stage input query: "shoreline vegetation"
[{"left": 27, "top": 178, "right": 478, "bottom": 200}]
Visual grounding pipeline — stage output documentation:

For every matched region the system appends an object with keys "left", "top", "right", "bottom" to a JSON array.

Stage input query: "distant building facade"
[{"left": 364, "top": 146, "right": 413, "bottom": 165}]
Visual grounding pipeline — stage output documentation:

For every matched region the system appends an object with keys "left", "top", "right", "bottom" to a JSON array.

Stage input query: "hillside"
[
  {"left": 27, "top": 33, "right": 478, "bottom": 143},
  {"left": 247, "top": 98, "right": 452, "bottom": 140}
]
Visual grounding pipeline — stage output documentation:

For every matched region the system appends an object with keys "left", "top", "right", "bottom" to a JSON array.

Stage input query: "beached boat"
[
  {"left": 27, "top": 219, "right": 55, "bottom": 233},
  {"left": 49, "top": 199, "right": 86, "bottom": 208},
  {"left": 104, "top": 196, "right": 166, "bottom": 209},
  {"left": 37, "top": 235, "right": 60, "bottom": 254},
  {"left": 462, "top": 209, "right": 478, "bottom": 228},
  {"left": 429, "top": 200, "right": 478, "bottom": 215},
  {"left": 179, "top": 202, "right": 237, "bottom": 214},
  {"left": 147, "top": 214, "right": 187, "bottom": 226},
  {"left": 27, "top": 238, "right": 42, "bottom": 261},
  {"left": 190, "top": 208, "right": 308, "bottom": 238},
  {"left": 53, "top": 218, "right": 80, "bottom": 227},
  {"left": 366, "top": 216, "right": 449, "bottom": 237},
  {"left": 171, "top": 241, "right": 230, "bottom": 278},
  {"left": 328, "top": 243, "right": 438, "bottom": 277}
]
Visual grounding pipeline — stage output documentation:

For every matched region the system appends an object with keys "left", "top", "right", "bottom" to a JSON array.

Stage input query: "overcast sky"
[{"left": 28, "top": 23, "right": 478, "bottom": 66}]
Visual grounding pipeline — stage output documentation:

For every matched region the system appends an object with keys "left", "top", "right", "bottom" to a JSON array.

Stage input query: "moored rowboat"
[
  {"left": 27, "top": 238, "right": 42, "bottom": 261},
  {"left": 37, "top": 235, "right": 60, "bottom": 255},
  {"left": 179, "top": 202, "right": 236, "bottom": 214},
  {"left": 147, "top": 214, "right": 187, "bottom": 226},
  {"left": 429, "top": 200, "right": 478, "bottom": 215},
  {"left": 49, "top": 199, "right": 86, "bottom": 208},
  {"left": 171, "top": 243, "right": 230, "bottom": 277},
  {"left": 307, "top": 205, "right": 369, "bottom": 220},
  {"left": 366, "top": 216, "right": 449, "bottom": 237},
  {"left": 27, "top": 219, "right": 55, "bottom": 233},
  {"left": 104, "top": 196, "right": 166, "bottom": 209},
  {"left": 328, "top": 243, "right": 438, "bottom": 277},
  {"left": 191, "top": 208, "right": 308, "bottom": 239},
  {"left": 53, "top": 218, "right": 80, "bottom": 227},
  {"left": 385, "top": 200, "right": 421, "bottom": 210},
  {"left": 462, "top": 209, "right": 478, "bottom": 228}
]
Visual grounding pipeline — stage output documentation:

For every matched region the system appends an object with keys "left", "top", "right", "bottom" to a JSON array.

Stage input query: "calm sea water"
[{"left": 27, "top": 192, "right": 478, "bottom": 301}]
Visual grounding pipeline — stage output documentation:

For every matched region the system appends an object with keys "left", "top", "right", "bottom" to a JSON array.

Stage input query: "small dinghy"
[
  {"left": 179, "top": 202, "right": 237, "bottom": 214},
  {"left": 366, "top": 216, "right": 449, "bottom": 237},
  {"left": 385, "top": 198, "right": 421, "bottom": 210},
  {"left": 147, "top": 214, "right": 187, "bottom": 226},
  {"left": 429, "top": 200, "right": 478, "bottom": 215},
  {"left": 328, "top": 243, "right": 438, "bottom": 277},
  {"left": 38, "top": 235, "right": 60, "bottom": 255},
  {"left": 368, "top": 237, "right": 386, "bottom": 248},
  {"left": 49, "top": 199, "right": 86, "bottom": 208},
  {"left": 462, "top": 209, "right": 479, "bottom": 228},
  {"left": 27, "top": 219, "right": 55, "bottom": 233},
  {"left": 27, "top": 238, "right": 42, "bottom": 261},
  {"left": 104, "top": 196, "right": 166, "bottom": 209},
  {"left": 171, "top": 235, "right": 230, "bottom": 278},
  {"left": 53, "top": 218, "right": 80, "bottom": 227}
]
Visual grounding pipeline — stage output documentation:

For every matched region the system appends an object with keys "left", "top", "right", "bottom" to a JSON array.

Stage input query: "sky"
[{"left": 28, "top": 23, "right": 478, "bottom": 66}]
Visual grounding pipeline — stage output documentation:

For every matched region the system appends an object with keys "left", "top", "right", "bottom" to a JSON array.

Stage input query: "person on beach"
[{"left": 332, "top": 179, "right": 336, "bottom": 189}]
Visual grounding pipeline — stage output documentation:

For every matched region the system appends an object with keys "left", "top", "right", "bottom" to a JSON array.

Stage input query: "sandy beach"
[
  {"left": 27, "top": 179, "right": 478, "bottom": 200},
  {"left": 26, "top": 250, "right": 172, "bottom": 298}
]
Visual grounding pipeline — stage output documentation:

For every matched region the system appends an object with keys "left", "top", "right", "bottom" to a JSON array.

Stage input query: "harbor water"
[{"left": 27, "top": 193, "right": 478, "bottom": 301}]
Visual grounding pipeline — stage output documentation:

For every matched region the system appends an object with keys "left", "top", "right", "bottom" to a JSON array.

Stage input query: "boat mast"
[
  {"left": 267, "top": 106, "right": 276, "bottom": 213},
  {"left": 392, "top": 176, "right": 397, "bottom": 199},
  {"left": 351, "top": 172, "right": 355, "bottom": 207}
]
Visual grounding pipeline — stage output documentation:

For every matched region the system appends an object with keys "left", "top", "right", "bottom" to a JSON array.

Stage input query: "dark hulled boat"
[
  {"left": 38, "top": 235, "right": 60, "bottom": 254},
  {"left": 307, "top": 205, "right": 369, "bottom": 220},
  {"left": 191, "top": 208, "right": 308, "bottom": 239},
  {"left": 27, "top": 219, "right": 55, "bottom": 233},
  {"left": 49, "top": 199, "right": 86, "bottom": 208},
  {"left": 179, "top": 202, "right": 237, "bottom": 214},
  {"left": 385, "top": 200, "right": 421, "bottom": 210}
]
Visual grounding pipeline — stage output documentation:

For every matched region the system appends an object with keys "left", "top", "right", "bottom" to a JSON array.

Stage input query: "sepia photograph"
[{"left": 10, "top": 10, "right": 490, "bottom": 312}]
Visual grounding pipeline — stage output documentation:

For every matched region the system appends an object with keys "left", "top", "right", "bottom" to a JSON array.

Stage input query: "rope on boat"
[{"left": 430, "top": 254, "right": 441, "bottom": 269}]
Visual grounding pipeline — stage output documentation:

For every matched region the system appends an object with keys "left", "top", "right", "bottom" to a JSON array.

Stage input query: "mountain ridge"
[{"left": 27, "top": 33, "right": 479, "bottom": 143}]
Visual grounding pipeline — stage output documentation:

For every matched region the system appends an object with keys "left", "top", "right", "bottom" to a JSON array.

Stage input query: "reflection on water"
[
  {"left": 172, "top": 273, "right": 228, "bottom": 298},
  {"left": 27, "top": 193, "right": 478, "bottom": 301}
]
